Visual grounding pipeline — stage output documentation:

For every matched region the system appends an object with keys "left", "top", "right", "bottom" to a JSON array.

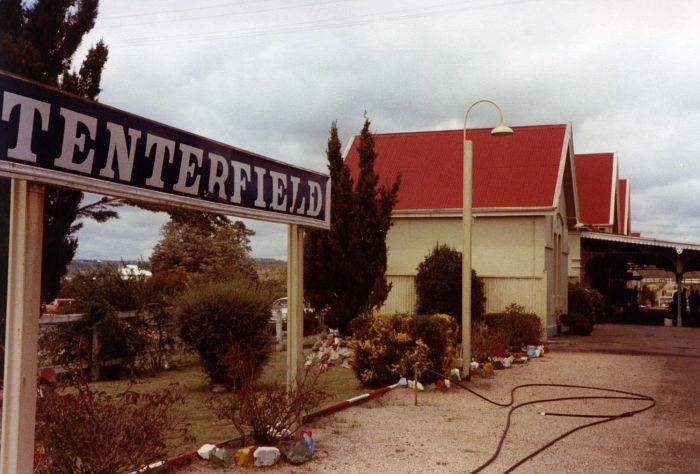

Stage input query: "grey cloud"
[{"left": 71, "top": 0, "right": 700, "bottom": 260}]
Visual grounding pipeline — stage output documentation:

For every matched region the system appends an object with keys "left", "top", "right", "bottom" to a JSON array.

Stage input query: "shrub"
[
  {"left": 568, "top": 282, "right": 605, "bottom": 324},
  {"left": 484, "top": 303, "right": 544, "bottom": 349},
  {"left": 470, "top": 321, "right": 509, "bottom": 363},
  {"left": 209, "top": 364, "right": 328, "bottom": 445},
  {"left": 559, "top": 311, "right": 593, "bottom": 335},
  {"left": 415, "top": 244, "right": 486, "bottom": 322},
  {"left": 61, "top": 265, "right": 150, "bottom": 311},
  {"left": 35, "top": 377, "right": 188, "bottom": 473},
  {"left": 41, "top": 266, "right": 152, "bottom": 373},
  {"left": 351, "top": 313, "right": 457, "bottom": 387},
  {"left": 176, "top": 280, "right": 274, "bottom": 387}
]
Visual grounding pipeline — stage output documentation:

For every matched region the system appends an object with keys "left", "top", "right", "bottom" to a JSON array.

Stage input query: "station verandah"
[{"left": 580, "top": 231, "right": 700, "bottom": 327}]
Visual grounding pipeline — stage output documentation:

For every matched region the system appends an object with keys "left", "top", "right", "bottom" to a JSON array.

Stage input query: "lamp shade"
[{"left": 491, "top": 124, "right": 514, "bottom": 136}]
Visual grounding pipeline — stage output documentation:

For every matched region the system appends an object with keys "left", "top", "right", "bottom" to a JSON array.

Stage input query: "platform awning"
[{"left": 581, "top": 231, "right": 700, "bottom": 273}]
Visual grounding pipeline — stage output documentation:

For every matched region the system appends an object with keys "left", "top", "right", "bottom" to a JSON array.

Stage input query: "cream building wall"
[
  {"left": 382, "top": 212, "right": 567, "bottom": 336},
  {"left": 568, "top": 231, "right": 582, "bottom": 282}
]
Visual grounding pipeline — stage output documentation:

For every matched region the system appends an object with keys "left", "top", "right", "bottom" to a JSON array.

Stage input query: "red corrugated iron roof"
[
  {"left": 574, "top": 153, "right": 617, "bottom": 226},
  {"left": 344, "top": 124, "right": 568, "bottom": 211},
  {"left": 619, "top": 179, "right": 630, "bottom": 235}
]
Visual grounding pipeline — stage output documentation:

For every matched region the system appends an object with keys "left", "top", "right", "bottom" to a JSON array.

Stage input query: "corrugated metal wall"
[
  {"left": 382, "top": 275, "right": 547, "bottom": 321},
  {"left": 481, "top": 276, "right": 547, "bottom": 318},
  {"left": 381, "top": 275, "right": 417, "bottom": 314}
]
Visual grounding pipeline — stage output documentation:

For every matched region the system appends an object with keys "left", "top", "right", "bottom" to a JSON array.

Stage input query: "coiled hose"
[{"left": 424, "top": 367, "right": 656, "bottom": 473}]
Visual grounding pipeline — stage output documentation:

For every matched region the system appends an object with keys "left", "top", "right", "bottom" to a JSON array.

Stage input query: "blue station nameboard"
[{"left": 0, "top": 71, "right": 330, "bottom": 229}]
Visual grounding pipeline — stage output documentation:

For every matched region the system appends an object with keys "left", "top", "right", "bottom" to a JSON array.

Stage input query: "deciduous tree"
[{"left": 151, "top": 217, "right": 258, "bottom": 285}]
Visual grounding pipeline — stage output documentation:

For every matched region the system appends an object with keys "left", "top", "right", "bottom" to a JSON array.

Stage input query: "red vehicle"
[{"left": 42, "top": 298, "right": 78, "bottom": 314}]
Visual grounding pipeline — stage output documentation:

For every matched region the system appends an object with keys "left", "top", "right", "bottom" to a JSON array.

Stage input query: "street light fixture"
[{"left": 462, "top": 99, "right": 513, "bottom": 380}]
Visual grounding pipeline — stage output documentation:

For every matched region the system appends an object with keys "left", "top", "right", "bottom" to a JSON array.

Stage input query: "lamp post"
[{"left": 462, "top": 100, "right": 513, "bottom": 380}]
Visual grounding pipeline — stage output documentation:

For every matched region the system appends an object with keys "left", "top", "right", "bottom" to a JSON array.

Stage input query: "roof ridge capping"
[{"left": 368, "top": 123, "right": 568, "bottom": 137}]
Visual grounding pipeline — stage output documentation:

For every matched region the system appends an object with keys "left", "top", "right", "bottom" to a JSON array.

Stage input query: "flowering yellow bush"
[{"left": 351, "top": 313, "right": 457, "bottom": 387}]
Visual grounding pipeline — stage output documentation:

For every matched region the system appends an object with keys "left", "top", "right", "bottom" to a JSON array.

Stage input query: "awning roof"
[
  {"left": 581, "top": 231, "right": 700, "bottom": 273},
  {"left": 582, "top": 232, "right": 700, "bottom": 253}
]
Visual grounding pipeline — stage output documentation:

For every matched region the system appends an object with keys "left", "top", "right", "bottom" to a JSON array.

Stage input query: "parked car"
[{"left": 42, "top": 298, "right": 78, "bottom": 314}]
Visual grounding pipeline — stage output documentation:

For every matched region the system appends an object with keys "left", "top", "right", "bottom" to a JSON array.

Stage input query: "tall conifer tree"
[
  {"left": 0, "top": 0, "right": 109, "bottom": 374},
  {"left": 305, "top": 119, "right": 400, "bottom": 335}
]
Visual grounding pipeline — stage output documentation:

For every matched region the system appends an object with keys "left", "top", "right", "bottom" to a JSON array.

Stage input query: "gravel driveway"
[{"left": 180, "top": 324, "right": 700, "bottom": 473}]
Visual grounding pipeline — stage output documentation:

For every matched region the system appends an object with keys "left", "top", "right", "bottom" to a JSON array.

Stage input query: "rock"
[
  {"left": 210, "top": 447, "right": 232, "bottom": 467},
  {"left": 254, "top": 447, "right": 280, "bottom": 467},
  {"left": 283, "top": 440, "right": 313, "bottom": 464},
  {"left": 234, "top": 446, "right": 256, "bottom": 467},
  {"left": 197, "top": 443, "right": 216, "bottom": 460}
]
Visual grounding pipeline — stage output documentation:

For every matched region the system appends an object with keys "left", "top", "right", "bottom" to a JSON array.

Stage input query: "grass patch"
[{"left": 90, "top": 348, "right": 364, "bottom": 456}]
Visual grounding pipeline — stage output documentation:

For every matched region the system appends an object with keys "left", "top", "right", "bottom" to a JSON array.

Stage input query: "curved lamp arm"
[{"left": 463, "top": 99, "right": 513, "bottom": 141}]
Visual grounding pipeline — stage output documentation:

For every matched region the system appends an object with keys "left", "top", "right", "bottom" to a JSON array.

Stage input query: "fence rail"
[{"left": 39, "top": 309, "right": 171, "bottom": 380}]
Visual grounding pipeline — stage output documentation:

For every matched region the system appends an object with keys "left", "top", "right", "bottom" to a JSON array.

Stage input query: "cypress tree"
[
  {"left": 0, "top": 0, "right": 108, "bottom": 376},
  {"left": 304, "top": 119, "right": 400, "bottom": 336}
]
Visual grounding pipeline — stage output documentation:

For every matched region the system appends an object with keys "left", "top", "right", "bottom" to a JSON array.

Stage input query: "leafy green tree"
[
  {"left": 415, "top": 243, "right": 486, "bottom": 322},
  {"left": 304, "top": 119, "right": 401, "bottom": 336},
  {"left": 151, "top": 218, "right": 257, "bottom": 285},
  {"left": 0, "top": 0, "right": 113, "bottom": 377}
]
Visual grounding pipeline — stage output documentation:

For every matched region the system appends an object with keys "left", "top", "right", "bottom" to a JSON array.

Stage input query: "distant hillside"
[{"left": 68, "top": 258, "right": 286, "bottom": 278}]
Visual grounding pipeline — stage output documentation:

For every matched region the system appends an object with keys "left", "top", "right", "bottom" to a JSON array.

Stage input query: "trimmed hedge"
[
  {"left": 484, "top": 303, "right": 544, "bottom": 349},
  {"left": 351, "top": 313, "right": 457, "bottom": 387}
]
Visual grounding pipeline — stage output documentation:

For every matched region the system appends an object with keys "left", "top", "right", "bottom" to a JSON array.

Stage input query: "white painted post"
[
  {"left": 0, "top": 180, "right": 44, "bottom": 474},
  {"left": 286, "top": 224, "right": 304, "bottom": 388}
]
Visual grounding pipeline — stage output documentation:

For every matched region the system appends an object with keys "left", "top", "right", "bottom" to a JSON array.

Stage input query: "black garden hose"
[{"left": 424, "top": 368, "right": 656, "bottom": 473}]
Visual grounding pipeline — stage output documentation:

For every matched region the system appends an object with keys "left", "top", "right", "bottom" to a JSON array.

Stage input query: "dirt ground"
[{"left": 179, "top": 324, "right": 700, "bottom": 473}]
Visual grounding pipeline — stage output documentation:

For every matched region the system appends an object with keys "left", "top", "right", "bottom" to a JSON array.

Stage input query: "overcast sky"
[{"left": 72, "top": 0, "right": 700, "bottom": 261}]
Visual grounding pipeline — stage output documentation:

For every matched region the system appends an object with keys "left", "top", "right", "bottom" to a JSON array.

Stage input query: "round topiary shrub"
[
  {"left": 176, "top": 280, "right": 274, "bottom": 387},
  {"left": 559, "top": 311, "right": 593, "bottom": 336},
  {"left": 415, "top": 244, "right": 486, "bottom": 322},
  {"left": 568, "top": 282, "right": 605, "bottom": 324}
]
